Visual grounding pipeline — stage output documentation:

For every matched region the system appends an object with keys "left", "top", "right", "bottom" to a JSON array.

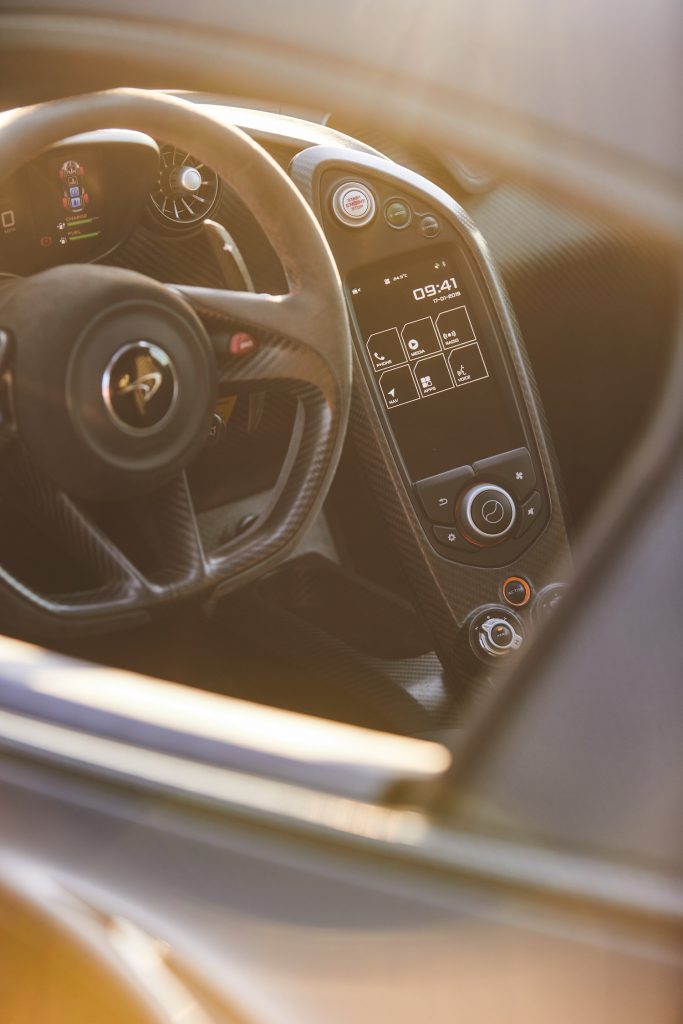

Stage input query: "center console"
[
  {"left": 290, "top": 148, "right": 570, "bottom": 682},
  {"left": 346, "top": 238, "right": 545, "bottom": 566}
]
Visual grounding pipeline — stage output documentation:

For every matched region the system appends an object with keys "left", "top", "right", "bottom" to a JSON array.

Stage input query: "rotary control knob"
[
  {"left": 459, "top": 482, "right": 516, "bottom": 545},
  {"left": 469, "top": 606, "right": 524, "bottom": 661},
  {"left": 168, "top": 165, "right": 203, "bottom": 195}
]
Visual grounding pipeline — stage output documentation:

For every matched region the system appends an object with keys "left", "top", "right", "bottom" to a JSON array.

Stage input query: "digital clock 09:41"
[{"left": 412, "top": 277, "right": 458, "bottom": 301}]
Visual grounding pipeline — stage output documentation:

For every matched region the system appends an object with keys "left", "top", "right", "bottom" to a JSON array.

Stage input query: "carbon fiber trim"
[
  {"left": 219, "top": 587, "right": 443, "bottom": 736},
  {"left": 290, "top": 147, "right": 571, "bottom": 691},
  {"left": 109, "top": 181, "right": 289, "bottom": 295}
]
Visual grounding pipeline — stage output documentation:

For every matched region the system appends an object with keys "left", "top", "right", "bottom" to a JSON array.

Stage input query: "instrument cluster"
[{"left": 0, "top": 130, "right": 161, "bottom": 276}]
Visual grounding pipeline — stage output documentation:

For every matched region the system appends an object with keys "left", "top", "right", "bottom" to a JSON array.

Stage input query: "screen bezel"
[{"left": 345, "top": 240, "right": 528, "bottom": 483}]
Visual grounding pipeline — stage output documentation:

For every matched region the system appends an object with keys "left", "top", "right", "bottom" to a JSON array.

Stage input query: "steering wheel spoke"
[
  {"left": 173, "top": 286, "right": 303, "bottom": 345},
  {"left": 1, "top": 445, "right": 146, "bottom": 608},
  {"left": 172, "top": 284, "right": 338, "bottom": 393},
  {"left": 74, "top": 471, "right": 207, "bottom": 600},
  {"left": 3, "top": 447, "right": 207, "bottom": 612},
  {"left": 134, "top": 471, "right": 206, "bottom": 592}
]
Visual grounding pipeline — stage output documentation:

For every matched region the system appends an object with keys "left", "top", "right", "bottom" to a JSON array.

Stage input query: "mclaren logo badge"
[
  {"left": 103, "top": 341, "right": 177, "bottom": 431},
  {"left": 116, "top": 370, "right": 163, "bottom": 404}
]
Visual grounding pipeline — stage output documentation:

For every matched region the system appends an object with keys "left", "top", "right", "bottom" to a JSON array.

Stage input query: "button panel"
[{"left": 415, "top": 446, "right": 546, "bottom": 561}]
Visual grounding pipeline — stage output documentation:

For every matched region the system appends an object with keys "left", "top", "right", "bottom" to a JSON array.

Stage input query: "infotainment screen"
[{"left": 347, "top": 243, "right": 525, "bottom": 480}]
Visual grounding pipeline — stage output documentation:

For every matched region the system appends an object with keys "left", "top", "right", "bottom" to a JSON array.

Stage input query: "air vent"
[{"left": 149, "top": 145, "right": 220, "bottom": 227}]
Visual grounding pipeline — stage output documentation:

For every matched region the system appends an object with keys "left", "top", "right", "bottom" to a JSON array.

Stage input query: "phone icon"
[{"left": 374, "top": 351, "right": 386, "bottom": 361}]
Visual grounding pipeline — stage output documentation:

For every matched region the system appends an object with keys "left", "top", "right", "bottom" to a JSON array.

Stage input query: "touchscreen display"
[{"left": 347, "top": 244, "right": 524, "bottom": 480}]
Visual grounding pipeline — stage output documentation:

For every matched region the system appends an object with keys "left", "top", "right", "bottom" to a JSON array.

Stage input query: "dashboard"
[
  {"left": 0, "top": 97, "right": 572, "bottom": 673},
  {"left": 5, "top": 92, "right": 666, "bottom": 677}
]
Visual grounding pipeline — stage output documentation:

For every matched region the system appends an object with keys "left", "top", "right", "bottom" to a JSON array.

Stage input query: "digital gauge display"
[
  {"left": 347, "top": 244, "right": 525, "bottom": 480},
  {"left": 26, "top": 150, "right": 103, "bottom": 253},
  {"left": 0, "top": 134, "right": 159, "bottom": 277},
  {"left": 0, "top": 148, "right": 105, "bottom": 271}
]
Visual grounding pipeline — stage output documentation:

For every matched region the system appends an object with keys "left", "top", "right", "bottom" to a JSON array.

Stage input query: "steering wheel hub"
[{"left": 3, "top": 263, "right": 216, "bottom": 501}]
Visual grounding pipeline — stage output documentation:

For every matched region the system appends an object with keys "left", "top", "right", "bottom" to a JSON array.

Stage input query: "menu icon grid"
[{"left": 366, "top": 310, "right": 488, "bottom": 409}]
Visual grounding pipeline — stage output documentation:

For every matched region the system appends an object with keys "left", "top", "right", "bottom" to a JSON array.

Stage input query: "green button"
[{"left": 384, "top": 200, "right": 411, "bottom": 228}]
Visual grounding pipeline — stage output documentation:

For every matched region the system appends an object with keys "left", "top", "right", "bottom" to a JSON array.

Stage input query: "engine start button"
[{"left": 332, "top": 181, "right": 376, "bottom": 227}]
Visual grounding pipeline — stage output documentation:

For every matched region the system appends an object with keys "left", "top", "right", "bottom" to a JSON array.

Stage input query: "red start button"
[
  {"left": 229, "top": 332, "right": 257, "bottom": 356},
  {"left": 332, "top": 181, "right": 376, "bottom": 227}
]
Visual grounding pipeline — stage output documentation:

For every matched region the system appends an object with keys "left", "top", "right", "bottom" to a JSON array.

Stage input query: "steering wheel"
[{"left": 0, "top": 89, "right": 351, "bottom": 637}]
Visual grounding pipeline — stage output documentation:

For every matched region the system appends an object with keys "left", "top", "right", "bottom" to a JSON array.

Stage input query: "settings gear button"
[{"left": 432, "top": 524, "right": 476, "bottom": 552}]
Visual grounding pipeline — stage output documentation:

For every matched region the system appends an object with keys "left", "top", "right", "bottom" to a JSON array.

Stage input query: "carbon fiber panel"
[
  {"left": 109, "top": 180, "right": 289, "bottom": 295},
  {"left": 465, "top": 184, "right": 679, "bottom": 529},
  {"left": 222, "top": 589, "right": 442, "bottom": 735},
  {"left": 290, "top": 147, "right": 572, "bottom": 693}
]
